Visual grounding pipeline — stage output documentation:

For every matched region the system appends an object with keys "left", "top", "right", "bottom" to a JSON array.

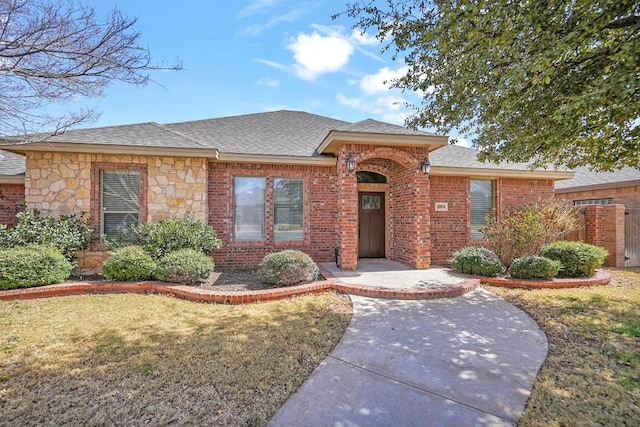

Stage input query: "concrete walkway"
[{"left": 269, "top": 288, "right": 547, "bottom": 426}]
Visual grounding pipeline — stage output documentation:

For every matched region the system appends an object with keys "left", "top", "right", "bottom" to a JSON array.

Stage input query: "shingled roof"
[
  {"left": 165, "top": 110, "right": 349, "bottom": 156},
  {"left": 555, "top": 166, "right": 640, "bottom": 191},
  {"left": 0, "top": 150, "right": 25, "bottom": 176},
  {"left": 429, "top": 144, "right": 557, "bottom": 171}
]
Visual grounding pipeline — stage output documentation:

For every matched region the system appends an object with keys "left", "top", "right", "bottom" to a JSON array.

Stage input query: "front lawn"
[
  {"left": 487, "top": 268, "right": 640, "bottom": 426},
  {"left": 0, "top": 292, "right": 352, "bottom": 426}
]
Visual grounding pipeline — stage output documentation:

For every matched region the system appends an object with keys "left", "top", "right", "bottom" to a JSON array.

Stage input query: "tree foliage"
[
  {"left": 341, "top": 1, "right": 640, "bottom": 171},
  {"left": 0, "top": 0, "right": 181, "bottom": 137}
]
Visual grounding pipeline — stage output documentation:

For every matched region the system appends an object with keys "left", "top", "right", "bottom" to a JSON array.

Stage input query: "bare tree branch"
[{"left": 0, "top": 0, "right": 182, "bottom": 139}]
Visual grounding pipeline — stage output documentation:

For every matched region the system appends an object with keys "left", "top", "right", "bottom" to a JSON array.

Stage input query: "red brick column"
[
  {"left": 584, "top": 204, "right": 605, "bottom": 247},
  {"left": 0, "top": 183, "right": 25, "bottom": 227},
  {"left": 337, "top": 150, "right": 358, "bottom": 270},
  {"left": 414, "top": 170, "right": 431, "bottom": 269},
  {"left": 602, "top": 204, "right": 625, "bottom": 267}
]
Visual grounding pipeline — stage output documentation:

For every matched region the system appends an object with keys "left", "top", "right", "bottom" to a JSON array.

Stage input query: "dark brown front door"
[{"left": 358, "top": 192, "right": 385, "bottom": 258}]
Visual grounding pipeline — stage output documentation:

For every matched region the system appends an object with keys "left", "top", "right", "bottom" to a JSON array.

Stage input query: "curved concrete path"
[{"left": 270, "top": 288, "right": 547, "bottom": 426}]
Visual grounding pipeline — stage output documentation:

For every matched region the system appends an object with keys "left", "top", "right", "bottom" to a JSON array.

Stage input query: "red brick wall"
[
  {"left": 209, "top": 162, "right": 339, "bottom": 269},
  {"left": 430, "top": 176, "right": 470, "bottom": 265},
  {"left": 496, "top": 178, "right": 555, "bottom": 214},
  {"left": 556, "top": 184, "right": 640, "bottom": 209},
  {"left": 0, "top": 183, "right": 25, "bottom": 227},
  {"left": 429, "top": 176, "right": 555, "bottom": 265}
]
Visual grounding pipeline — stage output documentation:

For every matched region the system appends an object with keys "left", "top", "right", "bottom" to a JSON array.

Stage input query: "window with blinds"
[
  {"left": 470, "top": 179, "right": 494, "bottom": 240},
  {"left": 274, "top": 178, "right": 304, "bottom": 240},
  {"left": 101, "top": 170, "right": 141, "bottom": 239},
  {"left": 234, "top": 177, "right": 266, "bottom": 240}
]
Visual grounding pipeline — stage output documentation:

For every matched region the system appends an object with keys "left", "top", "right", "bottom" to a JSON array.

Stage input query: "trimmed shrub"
[
  {"left": 0, "top": 209, "right": 95, "bottom": 261},
  {"left": 104, "top": 212, "right": 222, "bottom": 259},
  {"left": 257, "top": 250, "right": 319, "bottom": 287},
  {"left": 102, "top": 246, "right": 156, "bottom": 281},
  {"left": 450, "top": 246, "right": 504, "bottom": 277},
  {"left": 508, "top": 255, "right": 562, "bottom": 280},
  {"left": 0, "top": 245, "right": 72, "bottom": 289},
  {"left": 542, "top": 241, "right": 608, "bottom": 278},
  {"left": 155, "top": 249, "right": 214, "bottom": 284}
]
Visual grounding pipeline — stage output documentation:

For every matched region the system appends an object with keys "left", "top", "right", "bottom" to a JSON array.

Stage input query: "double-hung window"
[
  {"left": 101, "top": 170, "right": 141, "bottom": 240},
  {"left": 234, "top": 177, "right": 266, "bottom": 240},
  {"left": 470, "top": 179, "right": 494, "bottom": 240},
  {"left": 274, "top": 178, "right": 304, "bottom": 240}
]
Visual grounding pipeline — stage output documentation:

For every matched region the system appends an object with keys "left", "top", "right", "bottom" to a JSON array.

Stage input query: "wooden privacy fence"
[{"left": 625, "top": 208, "right": 640, "bottom": 267}]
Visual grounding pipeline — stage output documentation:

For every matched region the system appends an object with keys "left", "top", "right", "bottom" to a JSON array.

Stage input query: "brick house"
[
  {"left": 0, "top": 110, "right": 572, "bottom": 273},
  {"left": 555, "top": 166, "right": 640, "bottom": 267}
]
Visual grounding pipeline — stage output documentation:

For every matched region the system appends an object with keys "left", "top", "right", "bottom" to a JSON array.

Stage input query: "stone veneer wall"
[{"left": 25, "top": 152, "right": 209, "bottom": 274}]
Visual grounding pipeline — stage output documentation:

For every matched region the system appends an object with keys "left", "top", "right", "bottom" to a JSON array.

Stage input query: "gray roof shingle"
[
  {"left": 555, "top": 166, "right": 640, "bottom": 190},
  {"left": 40, "top": 122, "right": 210, "bottom": 149},
  {"left": 430, "top": 144, "right": 551, "bottom": 171},
  {"left": 336, "top": 119, "right": 434, "bottom": 136},
  {"left": 0, "top": 150, "right": 25, "bottom": 176},
  {"left": 165, "top": 110, "right": 350, "bottom": 156}
]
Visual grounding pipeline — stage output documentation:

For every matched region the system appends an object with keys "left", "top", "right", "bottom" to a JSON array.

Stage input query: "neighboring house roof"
[
  {"left": 429, "top": 144, "right": 570, "bottom": 179},
  {"left": 0, "top": 150, "right": 26, "bottom": 183},
  {"left": 555, "top": 166, "right": 640, "bottom": 192}
]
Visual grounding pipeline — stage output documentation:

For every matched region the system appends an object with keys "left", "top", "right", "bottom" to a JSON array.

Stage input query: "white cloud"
[
  {"left": 350, "top": 29, "right": 379, "bottom": 46},
  {"left": 287, "top": 31, "right": 354, "bottom": 80},
  {"left": 336, "top": 93, "right": 381, "bottom": 114},
  {"left": 237, "top": 0, "right": 278, "bottom": 18},
  {"left": 376, "top": 95, "right": 407, "bottom": 111},
  {"left": 360, "top": 66, "right": 409, "bottom": 94},
  {"left": 256, "top": 77, "right": 279, "bottom": 87},
  {"left": 255, "top": 58, "right": 289, "bottom": 72},
  {"left": 381, "top": 112, "right": 409, "bottom": 126}
]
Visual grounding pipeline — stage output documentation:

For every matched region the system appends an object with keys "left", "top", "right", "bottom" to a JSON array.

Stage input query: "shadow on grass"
[{"left": 0, "top": 293, "right": 351, "bottom": 426}]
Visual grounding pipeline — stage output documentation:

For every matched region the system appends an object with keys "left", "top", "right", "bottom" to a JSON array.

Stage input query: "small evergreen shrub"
[
  {"left": 104, "top": 212, "right": 222, "bottom": 259},
  {"left": 542, "top": 241, "right": 608, "bottom": 278},
  {"left": 155, "top": 249, "right": 214, "bottom": 284},
  {"left": 0, "top": 245, "right": 72, "bottom": 289},
  {"left": 257, "top": 250, "right": 319, "bottom": 287},
  {"left": 0, "top": 209, "right": 95, "bottom": 261},
  {"left": 450, "top": 246, "right": 504, "bottom": 277},
  {"left": 508, "top": 255, "right": 562, "bottom": 280},
  {"left": 102, "top": 246, "right": 156, "bottom": 281}
]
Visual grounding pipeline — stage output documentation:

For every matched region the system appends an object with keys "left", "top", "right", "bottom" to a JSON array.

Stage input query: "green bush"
[
  {"left": 542, "top": 241, "right": 608, "bottom": 278},
  {"left": 450, "top": 246, "right": 504, "bottom": 277},
  {"left": 0, "top": 245, "right": 72, "bottom": 290},
  {"left": 0, "top": 209, "right": 95, "bottom": 261},
  {"left": 102, "top": 246, "right": 156, "bottom": 281},
  {"left": 482, "top": 201, "right": 581, "bottom": 268},
  {"left": 155, "top": 249, "right": 215, "bottom": 284},
  {"left": 257, "top": 250, "right": 319, "bottom": 287},
  {"left": 104, "top": 212, "right": 222, "bottom": 259},
  {"left": 508, "top": 255, "right": 562, "bottom": 280}
]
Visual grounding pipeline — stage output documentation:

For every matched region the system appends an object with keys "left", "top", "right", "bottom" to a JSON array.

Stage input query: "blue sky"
[{"left": 66, "top": 0, "right": 463, "bottom": 143}]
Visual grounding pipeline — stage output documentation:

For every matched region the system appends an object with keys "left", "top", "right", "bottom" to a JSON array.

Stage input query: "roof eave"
[
  {"left": 431, "top": 166, "right": 574, "bottom": 180},
  {"left": 0, "top": 142, "right": 220, "bottom": 159},
  {"left": 555, "top": 179, "right": 640, "bottom": 193},
  {"left": 216, "top": 153, "right": 336, "bottom": 166},
  {"left": 317, "top": 131, "right": 448, "bottom": 155},
  {"left": 0, "top": 174, "right": 25, "bottom": 184}
]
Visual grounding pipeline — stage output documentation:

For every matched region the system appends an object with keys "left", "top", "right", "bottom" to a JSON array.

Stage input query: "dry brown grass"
[
  {"left": 487, "top": 268, "right": 640, "bottom": 426},
  {"left": 0, "top": 292, "right": 352, "bottom": 426}
]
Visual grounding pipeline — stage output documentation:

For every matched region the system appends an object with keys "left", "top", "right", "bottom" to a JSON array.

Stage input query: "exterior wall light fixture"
[
  {"left": 420, "top": 157, "right": 431, "bottom": 174},
  {"left": 346, "top": 154, "right": 356, "bottom": 172}
]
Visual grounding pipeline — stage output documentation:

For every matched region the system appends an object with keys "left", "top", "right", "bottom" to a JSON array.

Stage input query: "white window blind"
[
  {"left": 101, "top": 170, "right": 140, "bottom": 239},
  {"left": 274, "top": 178, "right": 304, "bottom": 240},
  {"left": 470, "top": 179, "right": 494, "bottom": 240}
]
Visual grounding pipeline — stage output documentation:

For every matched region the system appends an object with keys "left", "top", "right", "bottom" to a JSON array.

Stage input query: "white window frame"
[
  {"left": 273, "top": 178, "right": 304, "bottom": 241},
  {"left": 470, "top": 179, "right": 494, "bottom": 240},
  {"left": 234, "top": 177, "right": 266, "bottom": 241},
  {"left": 101, "top": 170, "right": 141, "bottom": 239}
]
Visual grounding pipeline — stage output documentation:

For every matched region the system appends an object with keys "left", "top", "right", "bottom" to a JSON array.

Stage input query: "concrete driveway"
[{"left": 269, "top": 288, "right": 547, "bottom": 426}]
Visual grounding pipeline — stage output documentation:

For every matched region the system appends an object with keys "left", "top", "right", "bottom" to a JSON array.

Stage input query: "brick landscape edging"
[
  {"left": 480, "top": 270, "right": 611, "bottom": 289},
  {"left": 0, "top": 277, "right": 480, "bottom": 304}
]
